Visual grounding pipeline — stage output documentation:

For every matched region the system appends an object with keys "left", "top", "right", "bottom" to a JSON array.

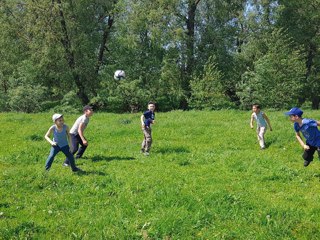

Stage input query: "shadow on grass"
[
  {"left": 90, "top": 155, "right": 135, "bottom": 162},
  {"left": 155, "top": 146, "right": 190, "bottom": 154},
  {"left": 74, "top": 170, "right": 107, "bottom": 176}
]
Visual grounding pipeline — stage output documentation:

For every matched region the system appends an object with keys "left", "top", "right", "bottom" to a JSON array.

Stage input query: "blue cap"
[{"left": 285, "top": 107, "right": 303, "bottom": 117}]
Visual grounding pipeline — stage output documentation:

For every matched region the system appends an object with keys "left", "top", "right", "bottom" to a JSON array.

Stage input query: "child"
[
  {"left": 45, "top": 114, "right": 81, "bottom": 172},
  {"left": 141, "top": 102, "right": 156, "bottom": 156},
  {"left": 63, "top": 105, "right": 94, "bottom": 166},
  {"left": 250, "top": 104, "right": 273, "bottom": 149},
  {"left": 285, "top": 107, "right": 320, "bottom": 167}
]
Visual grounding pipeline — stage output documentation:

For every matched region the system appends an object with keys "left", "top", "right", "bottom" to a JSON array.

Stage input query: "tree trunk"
[
  {"left": 312, "top": 96, "right": 320, "bottom": 109},
  {"left": 95, "top": 15, "right": 114, "bottom": 75},
  {"left": 306, "top": 42, "right": 318, "bottom": 109},
  {"left": 55, "top": 0, "right": 89, "bottom": 105},
  {"left": 180, "top": 0, "right": 201, "bottom": 109}
]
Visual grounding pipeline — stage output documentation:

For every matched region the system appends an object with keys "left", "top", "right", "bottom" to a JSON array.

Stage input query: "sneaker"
[
  {"left": 144, "top": 152, "right": 150, "bottom": 156},
  {"left": 63, "top": 163, "right": 69, "bottom": 167},
  {"left": 304, "top": 160, "right": 311, "bottom": 167},
  {"left": 72, "top": 167, "right": 82, "bottom": 172}
]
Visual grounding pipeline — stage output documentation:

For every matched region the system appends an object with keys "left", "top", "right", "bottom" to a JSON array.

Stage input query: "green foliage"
[
  {"left": 0, "top": 92, "right": 8, "bottom": 111},
  {"left": 1, "top": 0, "right": 320, "bottom": 111},
  {"left": 155, "top": 53, "right": 185, "bottom": 111},
  {"left": 97, "top": 78, "right": 148, "bottom": 113},
  {"left": 8, "top": 84, "right": 47, "bottom": 113},
  {"left": 236, "top": 29, "right": 305, "bottom": 110},
  {"left": 189, "top": 56, "right": 234, "bottom": 110},
  {"left": 52, "top": 91, "right": 83, "bottom": 114},
  {"left": 2, "top": 110, "right": 320, "bottom": 238}
]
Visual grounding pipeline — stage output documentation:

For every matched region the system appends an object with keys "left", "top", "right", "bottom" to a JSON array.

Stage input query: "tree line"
[{"left": 0, "top": 0, "right": 319, "bottom": 113}]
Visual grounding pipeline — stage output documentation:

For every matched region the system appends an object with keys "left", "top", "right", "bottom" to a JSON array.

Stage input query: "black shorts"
[{"left": 302, "top": 145, "right": 320, "bottom": 162}]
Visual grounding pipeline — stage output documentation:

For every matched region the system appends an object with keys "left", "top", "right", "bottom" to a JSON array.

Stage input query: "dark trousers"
[
  {"left": 45, "top": 145, "right": 77, "bottom": 171},
  {"left": 64, "top": 134, "right": 87, "bottom": 164},
  {"left": 302, "top": 145, "right": 320, "bottom": 162}
]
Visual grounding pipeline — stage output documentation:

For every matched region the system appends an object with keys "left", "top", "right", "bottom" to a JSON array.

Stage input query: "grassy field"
[{"left": 1, "top": 110, "right": 320, "bottom": 239}]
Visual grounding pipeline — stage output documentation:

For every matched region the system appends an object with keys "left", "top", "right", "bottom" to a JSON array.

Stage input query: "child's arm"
[
  {"left": 250, "top": 113, "right": 254, "bottom": 129},
  {"left": 263, "top": 113, "right": 273, "bottom": 131},
  {"left": 140, "top": 114, "right": 145, "bottom": 129},
  {"left": 317, "top": 121, "right": 320, "bottom": 126},
  {"left": 78, "top": 122, "right": 88, "bottom": 146},
  {"left": 295, "top": 132, "right": 310, "bottom": 150},
  {"left": 66, "top": 126, "right": 72, "bottom": 151},
  {"left": 44, "top": 126, "right": 57, "bottom": 146}
]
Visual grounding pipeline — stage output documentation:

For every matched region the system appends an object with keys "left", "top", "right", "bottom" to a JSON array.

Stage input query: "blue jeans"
[
  {"left": 45, "top": 145, "right": 77, "bottom": 171},
  {"left": 64, "top": 134, "right": 87, "bottom": 165}
]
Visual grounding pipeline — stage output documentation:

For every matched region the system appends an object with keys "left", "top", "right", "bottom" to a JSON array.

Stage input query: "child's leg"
[
  {"left": 45, "top": 146, "right": 60, "bottom": 170},
  {"left": 61, "top": 145, "right": 78, "bottom": 171},
  {"left": 141, "top": 129, "right": 146, "bottom": 152},
  {"left": 302, "top": 145, "right": 317, "bottom": 166},
  {"left": 64, "top": 134, "right": 79, "bottom": 164},
  {"left": 257, "top": 127, "right": 266, "bottom": 148},
  {"left": 144, "top": 128, "right": 152, "bottom": 153},
  {"left": 76, "top": 138, "right": 87, "bottom": 159}
]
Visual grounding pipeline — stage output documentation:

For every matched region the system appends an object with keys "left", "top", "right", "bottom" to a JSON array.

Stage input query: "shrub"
[{"left": 8, "top": 84, "right": 47, "bottom": 113}]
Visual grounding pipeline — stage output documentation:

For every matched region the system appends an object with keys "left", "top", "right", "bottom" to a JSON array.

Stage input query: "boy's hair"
[
  {"left": 148, "top": 101, "right": 155, "bottom": 105},
  {"left": 83, "top": 105, "right": 93, "bottom": 112},
  {"left": 252, "top": 104, "right": 261, "bottom": 109}
]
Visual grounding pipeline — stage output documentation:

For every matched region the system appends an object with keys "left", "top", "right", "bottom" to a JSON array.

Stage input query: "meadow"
[{"left": 1, "top": 110, "right": 320, "bottom": 239}]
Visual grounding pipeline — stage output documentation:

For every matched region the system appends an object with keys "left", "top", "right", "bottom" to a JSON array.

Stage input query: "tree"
[
  {"left": 276, "top": 0, "right": 320, "bottom": 108},
  {"left": 189, "top": 56, "right": 233, "bottom": 109},
  {"left": 236, "top": 29, "right": 305, "bottom": 109}
]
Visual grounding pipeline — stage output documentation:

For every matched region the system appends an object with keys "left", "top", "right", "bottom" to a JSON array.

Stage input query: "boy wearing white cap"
[
  {"left": 44, "top": 114, "right": 81, "bottom": 172},
  {"left": 285, "top": 107, "right": 320, "bottom": 167}
]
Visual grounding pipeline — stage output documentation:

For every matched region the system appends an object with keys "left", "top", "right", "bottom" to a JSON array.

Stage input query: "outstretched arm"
[
  {"left": 141, "top": 114, "right": 145, "bottom": 129},
  {"left": 78, "top": 122, "right": 88, "bottom": 146},
  {"left": 263, "top": 113, "right": 273, "bottom": 131},
  {"left": 44, "top": 126, "right": 56, "bottom": 146},
  {"left": 250, "top": 114, "right": 254, "bottom": 129},
  {"left": 295, "top": 132, "right": 309, "bottom": 150}
]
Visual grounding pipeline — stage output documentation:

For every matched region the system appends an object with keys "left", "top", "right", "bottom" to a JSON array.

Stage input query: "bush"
[
  {"left": 53, "top": 91, "right": 83, "bottom": 114},
  {"left": 8, "top": 84, "right": 47, "bottom": 113},
  {"left": 189, "top": 56, "right": 234, "bottom": 110},
  {"left": 0, "top": 93, "right": 8, "bottom": 112}
]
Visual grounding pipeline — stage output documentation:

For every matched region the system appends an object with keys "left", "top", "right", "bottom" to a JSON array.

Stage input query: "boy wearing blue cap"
[
  {"left": 285, "top": 107, "right": 320, "bottom": 167},
  {"left": 140, "top": 102, "right": 156, "bottom": 156}
]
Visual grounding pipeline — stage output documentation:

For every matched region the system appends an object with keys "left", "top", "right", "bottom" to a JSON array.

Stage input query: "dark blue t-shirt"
[
  {"left": 294, "top": 118, "right": 320, "bottom": 147},
  {"left": 143, "top": 110, "right": 155, "bottom": 127}
]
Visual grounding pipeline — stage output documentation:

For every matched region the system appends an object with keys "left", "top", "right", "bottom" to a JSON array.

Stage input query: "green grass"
[{"left": 1, "top": 110, "right": 320, "bottom": 239}]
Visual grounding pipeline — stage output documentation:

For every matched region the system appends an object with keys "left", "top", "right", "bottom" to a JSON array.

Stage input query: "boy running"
[
  {"left": 285, "top": 107, "right": 320, "bottom": 167},
  {"left": 250, "top": 104, "right": 273, "bottom": 149}
]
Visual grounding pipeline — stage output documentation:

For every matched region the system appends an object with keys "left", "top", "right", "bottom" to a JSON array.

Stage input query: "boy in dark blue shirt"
[
  {"left": 285, "top": 107, "right": 320, "bottom": 167},
  {"left": 140, "top": 102, "right": 156, "bottom": 156}
]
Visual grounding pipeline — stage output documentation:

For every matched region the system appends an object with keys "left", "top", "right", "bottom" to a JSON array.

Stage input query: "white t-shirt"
[{"left": 70, "top": 114, "right": 89, "bottom": 135}]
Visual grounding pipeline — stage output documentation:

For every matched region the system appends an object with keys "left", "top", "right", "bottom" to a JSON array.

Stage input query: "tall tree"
[{"left": 276, "top": 0, "right": 320, "bottom": 108}]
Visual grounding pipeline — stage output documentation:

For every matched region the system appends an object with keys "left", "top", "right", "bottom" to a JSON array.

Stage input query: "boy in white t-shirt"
[{"left": 64, "top": 105, "right": 94, "bottom": 166}]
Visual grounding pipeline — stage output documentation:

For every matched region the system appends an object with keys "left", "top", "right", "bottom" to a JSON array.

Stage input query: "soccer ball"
[{"left": 114, "top": 70, "right": 126, "bottom": 80}]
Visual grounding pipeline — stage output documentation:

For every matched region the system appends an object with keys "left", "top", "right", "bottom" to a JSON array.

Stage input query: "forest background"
[{"left": 0, "top": 0, "right": 319, "bottom": 113}]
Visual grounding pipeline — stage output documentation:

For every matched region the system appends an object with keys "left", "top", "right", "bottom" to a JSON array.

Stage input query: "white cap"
[{"left": 52, "top": 113, "right": 63, "bottom": 122}]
